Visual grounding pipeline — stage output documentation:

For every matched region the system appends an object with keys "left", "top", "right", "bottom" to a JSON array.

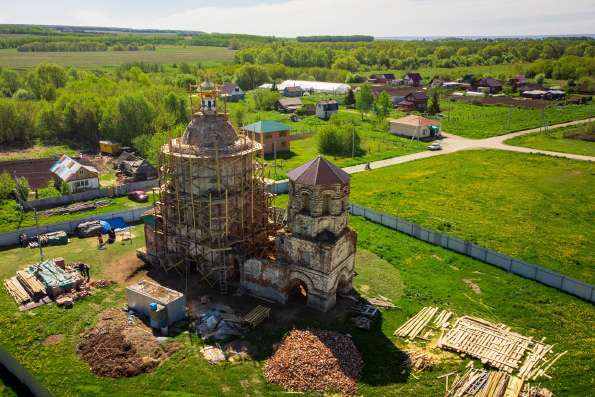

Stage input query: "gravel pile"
[{"left": 264, "top": 329, "right": 363, "bottom": 396}]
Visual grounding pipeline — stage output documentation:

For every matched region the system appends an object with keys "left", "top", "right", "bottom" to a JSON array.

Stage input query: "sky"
[{"left": 0, "top": 0, "right": 594, "bottom": 37}]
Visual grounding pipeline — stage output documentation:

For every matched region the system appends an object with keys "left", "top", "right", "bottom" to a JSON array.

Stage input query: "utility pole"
[
  {"left": 352, "top": 126, "right": 355, "bottom": 158},
  {"left": 34, "top": 209, "right": 44, "bottom": 262}
]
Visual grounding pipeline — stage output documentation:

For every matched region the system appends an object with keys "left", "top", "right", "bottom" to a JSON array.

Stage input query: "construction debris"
[
  {"left": 264, "top": 329, "right": 363, "bottom": 396},
  {"left": 406, "top": 350, "right": 434, "bottom": 371},
  {"left": 366, "top": 295, "right": 398, "bottom": 309},
  {"left": 200, "top": 344, "right": 226, "bottom": 364},
  {"left": 520, "top": 386, "right": 553, "bottom": 397},
  {"left": 196, "top": 304, "right": 247, "bottom": 341},
  {"left": 438, "top": 317, "right": 554, "bottom": 376},
  {"left": 40, "top": 199, "right": 110, "bottom": 217},
  {"left": 351, "top": 315, "right": 373, "bottom": 330},
  {"left": 445, "top": 367, "right": 526, "bottom": 397},
  {"left": 243, "top": 305, "right": 271, "bottom": 328},
  {"left": 77, "top": 309, "right": 180, "bottom": 377},
  {"left": 394, "top": 306, "right": 440, "bottom": 340}
]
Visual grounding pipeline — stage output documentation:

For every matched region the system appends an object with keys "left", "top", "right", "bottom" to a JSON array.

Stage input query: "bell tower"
[{"left": 198, "top": 78, "right": 218, "bottom": 114}]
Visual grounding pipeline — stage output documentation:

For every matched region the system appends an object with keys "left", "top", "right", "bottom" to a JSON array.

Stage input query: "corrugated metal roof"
[
  {"left": 241, "top": 120, "right": 290, "bottom": 134},
  {"left": 390, "top": 115, "right": 440, "bottom": 127},
  {"left": 277, "top": 80, "right": 351, "bottom": 94},
  {"left": 50, "top": 155, "right": 98, "bottom": 182},
  {"left": 287, "top": 156, "right": 350, "bottom": 185}
]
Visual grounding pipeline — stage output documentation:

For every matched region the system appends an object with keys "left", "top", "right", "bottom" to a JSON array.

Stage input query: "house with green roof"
[{"left": 240, "top": 120, "right": 291, "bottom": 156}]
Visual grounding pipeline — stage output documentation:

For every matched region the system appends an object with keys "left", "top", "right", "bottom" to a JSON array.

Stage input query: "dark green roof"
[{"left": 241, "top": 120, "right": 290, "bottom": 134}]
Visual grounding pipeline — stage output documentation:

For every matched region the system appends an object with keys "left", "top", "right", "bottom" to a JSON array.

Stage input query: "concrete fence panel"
[
  {"left": 0, "top": 347, "right": 51, "bottom": 397},
  {"left": 349, "top": 202, "right": 594, "bottom": 303}
]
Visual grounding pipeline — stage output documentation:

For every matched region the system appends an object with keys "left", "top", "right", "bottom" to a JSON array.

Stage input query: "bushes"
[
  {"left": 0, "top": 99, "right": 36, "bottom": 146},
  {"left": 250, "top": 89, "right": 279, "bottom": 111},
  {"left": 317, "top": 117, "right": 362, "bottom": 157},
  {"left": 0, "top": 172, "right": 15, "bottom": 200}
]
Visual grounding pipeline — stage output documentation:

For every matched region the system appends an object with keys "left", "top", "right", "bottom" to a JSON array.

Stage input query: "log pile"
[
  {"left": 264, "top": 329, "right": 363, "bottom": 396},
  {"left": 445, "top": 367, "right": 527, "bottom": 397}
]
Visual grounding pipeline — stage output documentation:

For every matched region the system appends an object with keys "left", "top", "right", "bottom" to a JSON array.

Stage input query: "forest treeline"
[
  {"left": 234, "top": 38, "right": 595, "bottom": 71},
  {"left": 297, "top": 35, "right": 374, "bottom": 43}
]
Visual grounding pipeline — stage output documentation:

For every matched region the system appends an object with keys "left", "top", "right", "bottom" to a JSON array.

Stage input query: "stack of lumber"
[
  {"left": 394, "top": 306, "right": 440, "bottom": 339},
  {"left": 366, "top": 295, "right": 397, "bottom": 309},
  {"left": 4, "top": 277, "right": 31, "bottom": 305},
  {"left": 446, "top": 368, "right": 525, "bottom": 397},
  {"left": 438, "top": 316, "right": 534, "bottom": 373},
  {"left": 434, "top": 309, "right": 454, "bottom": 328},
  {"left": 519, "top": 344, "right": 566, "bottom": 381},
  {"left": 264, "top": 329, "right": 362, "bottom": 396},
  {"left": 243, "top": 305, "right": 271, "bottom": 328},
  {"left": 16, "top": 270, "right": 46, "bottom": 299}
]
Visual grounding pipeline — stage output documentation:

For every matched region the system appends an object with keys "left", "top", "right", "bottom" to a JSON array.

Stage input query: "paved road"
[{"left": 343, "top": 117, "right": 595, "bottom": 174}]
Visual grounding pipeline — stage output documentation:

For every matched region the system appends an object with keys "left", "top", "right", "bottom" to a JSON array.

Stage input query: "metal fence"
[
  {"left": 349, "top": 203, "right": 594, "bottom": 303},
  {"left": 0, "top": 206, "right": 151, "bottom": 248},
  {"left": 21, "top": 179, "right": 159, "bottom": 211}
]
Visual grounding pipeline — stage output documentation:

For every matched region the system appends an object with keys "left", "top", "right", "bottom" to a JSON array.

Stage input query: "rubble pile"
[
  {"left": 264, "top": 329, "right": 363, "bottom": 396},
  {"left": 77, "top": 309, "right": 178, "bottom": 377},
  {"left": 406, "top": 350, "right": 434, "bottom": 371}
]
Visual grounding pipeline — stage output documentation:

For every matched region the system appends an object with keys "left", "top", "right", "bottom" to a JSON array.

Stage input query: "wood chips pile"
[{"left": 264, "top": 329, "right": 363, "bottom": 396}]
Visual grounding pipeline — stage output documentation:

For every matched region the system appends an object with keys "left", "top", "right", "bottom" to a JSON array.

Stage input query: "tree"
[
  {"left": 0, "top": 171, "right": 15, "bottom": 200},
  {"left": 0, "top": 69, "right": 20, "bottom": 97},
  {"left": 60, "top": 181, "right": 71, "bottom": 196},
  {"left": 100, "top": 94, "right": 156, "bottom": 145},
  {"left": 373, "top": 91, "right": 392, "bottom": 121},
  {"left": 12, "top": 89, "right": 34, "bottom": 100},
  {"left": 331, "top": 56, "right": 360, "bottom": 72},
  {"left": 535, "top": 73, "right": 545, "bottom": 85},
  {"left": 250, "top": 89, "right": 279, "bottom": 111},
  {"left": 230, "top": 102, "right": 247, "bottom": 128},
  {"left": 355, "top": 84, "right": 374, "bottom": 120},
  {"left": 234, "top": 65, "right": 270, "bottom": 90},
  {"left": 37, "top": 178, "right": 60, "bottom": 199},
  {"left": 428, "top": 90, "right": 441, "bottom": 115}
]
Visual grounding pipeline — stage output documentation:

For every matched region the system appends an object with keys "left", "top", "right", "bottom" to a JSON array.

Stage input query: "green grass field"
[
  {"left": 505, "top": 122, "right": 595, "bottom": 156},
  {"left": 0, "top": 216, "right": 593, "bottom": 396},
  {"left": 440, "top": 101, "right": 595, "bottom": 139},
  {"left": 0, "top": 144, "right": 78, "bottom": 161},
  {"left": 0, "top": 195, "right": 151, "bottom": 233},
  {"left": 0, "top": 46, "right": 235, "bottom": 68},
  {"left": 348, "top": 150, "right": 595, "bottom": 284}
]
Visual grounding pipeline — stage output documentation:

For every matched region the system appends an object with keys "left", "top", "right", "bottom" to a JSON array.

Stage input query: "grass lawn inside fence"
[
  {"left": 504, "top": 122, "right": 595, "bottom": 157},
  {"left": 227, "top": 107, "right": 427, "bottom": 180},
  {"left": 0, "top": 195, "right": 151, "bottom": 234},
  {"left": 0, "top": 45, "right": 235, "bottom": 69},
  {"left": 0, "top": 216, "right": 593, "bottom": 396},
  {"left": 348, "top": 150, "right": 595, "bottom": 284},
  {"left": 0, "top": 144, "right": 79, "bottom": 161},
  {"left": 439, "top": 100, "right": 595, "bottom": 139}
]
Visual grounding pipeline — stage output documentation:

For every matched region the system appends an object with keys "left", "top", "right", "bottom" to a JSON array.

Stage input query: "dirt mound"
[
  {"left": 77, "top": 309, "right": 179, "bottom": 377},
  {"left": 264, "top": 329, "right": 363, "bottom": 396},
  {"left": 42, "top": 334, "right": 64, "bottom": 346}
]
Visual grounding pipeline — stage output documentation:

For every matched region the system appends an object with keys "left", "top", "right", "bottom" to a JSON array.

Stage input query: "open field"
[
  {"left": 439, "top": 100, "right": 595, "bottom": 139},
  {"left": 0, "top": 144, "right": 78, "bottom": 161},
  {"left": 230, "top": 108, "right": 427, "bottom": 180},
  {"left": 348, "top": 150, "right": 595, "bottom": 284},
  {"left": 505, "top": 122, "right": 595, "bottom": 156},
  {"left": 0, "top": 46, "right": 235, "bottom": 68},
  {"left": 0, "top": 216, "right": 593, "bottom": 396},
  {"left": 0, "top": 195, "right": 150, "bottom": 233}
]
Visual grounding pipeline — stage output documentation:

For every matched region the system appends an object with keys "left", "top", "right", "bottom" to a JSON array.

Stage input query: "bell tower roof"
[{"left": 287, "top": 156, "right": 350, "bottom": 185}]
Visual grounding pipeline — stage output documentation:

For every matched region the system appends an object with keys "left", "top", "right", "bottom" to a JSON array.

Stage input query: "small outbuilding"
[
  {"left": 473, "top": 78, "right": 503, "bottom": 94},
  {"left": 283, "top": 86, "right": 305, "bottom": 97},
  {"left": 389, "top": 115, "right": 441, "bottom": 140},
  {"left": 50, "top": 155, "right": 99, "bottom": 193},
  {"left": 241, "top": 120, "right": 292, "bottom": 156},
  {"left": 404, "top": 73, "right": 423, "bottom": 87},
  {"left": 316, "top": 100, "right": 339, "bottom": 119},
  {"left": 276, "top": 97, "right": 303, "bottom": 113},
  {"left": 219, "top": 83, "right": 245, "bottom": 102},
  {"left": 99, "top": 140, "right": 122, "bottom": 156},
  {"left": 126, "top": 280, "right": 186, "bottom": 329}
]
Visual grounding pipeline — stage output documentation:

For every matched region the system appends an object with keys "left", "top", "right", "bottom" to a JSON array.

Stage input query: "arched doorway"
[{"left": 287, "top": 279, "right": 308, "bottom": 305}]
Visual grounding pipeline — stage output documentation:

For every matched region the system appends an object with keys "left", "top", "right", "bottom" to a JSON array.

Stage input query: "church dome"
[{"left": 180, "top": 114, "right": 239, "bottom": 149}]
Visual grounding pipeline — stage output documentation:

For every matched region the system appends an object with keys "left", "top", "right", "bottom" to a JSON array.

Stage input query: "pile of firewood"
[
  {"left": 406, "top": 350, "right": 434, "bottom": 371},
  {"left": 264, "top": 329, "right": 363, "bottom": 396}
]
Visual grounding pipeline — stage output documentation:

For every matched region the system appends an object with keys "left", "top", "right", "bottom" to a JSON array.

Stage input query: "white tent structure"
[{"left": 277, "top": 80, "right": 351, "bottom": 95}]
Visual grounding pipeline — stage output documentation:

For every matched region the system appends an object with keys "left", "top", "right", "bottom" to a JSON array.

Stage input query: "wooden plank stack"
[
  {"left": 394, "top": 306, "right": 440, "bottom": 339},
  {"left": 438, "top": 316, "right": 534, "bottom": 373},
  {"left": 3, "top": 277, "right": 31, "bottom": 305},
  {"left": 16, "top": 270, "right": 46, "bottom": 299},
  {"left": 445, "top": 368, "right": 525, "bottom": 397}
]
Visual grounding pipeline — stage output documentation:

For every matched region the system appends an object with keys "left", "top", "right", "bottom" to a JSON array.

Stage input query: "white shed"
[
  {"left": 277, "top": 80, "right": 351, "bottom": 95},
  {"left": 389, "top": 115, "right": 441, "bottom": 139}
]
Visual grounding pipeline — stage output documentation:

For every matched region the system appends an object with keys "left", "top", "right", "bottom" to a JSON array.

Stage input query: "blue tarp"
[
  {"left": 105, "top": 217, "right": 127, "bottom": 231},
  {"left": 99, "top": 220, "right": 111, "bottom": 233}
]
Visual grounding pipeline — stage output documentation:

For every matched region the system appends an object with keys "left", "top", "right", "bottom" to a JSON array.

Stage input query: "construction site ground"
[{"left": 0, "top": 219, "right": 593, "bottom": 396}]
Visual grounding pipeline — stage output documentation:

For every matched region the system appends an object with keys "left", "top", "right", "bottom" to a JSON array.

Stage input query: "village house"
[
  {"left": 403, "top": 72, "right": 423, "bottom": 87},
  {"left": 276, "top": 97, "right": 303, "bottom": 113},
  {"left": 473, "top": 78, "right": 503, "bottom": 94},
  {"left": 397, "top": 91, "right": 429, "bottom": 112},
  {"left": 50, "top": 155, "right": 100, "bottom": 193},
  {"left": 315, "top": 99, "right": 339, "bottom": 119},
  {"left": 371, "top": 86, "right": 424, "bottom": 108},
  {"left": 219, "top": 82, "right": 245, "bottom": 102},
  {"left": 114, "top": 151, "right": 157, "bottom": 181},
  {"left": 389, "top": 115, "right": 441, "bottom": 140},
  {"left": 241, "top": 120, "right": 291, "bottom": 156},
  {"left": 368, "top": 73, "right": 396, "bottom": 85},
  {"left": 283, "top": 86, "right": 305, "bottom": 97}
]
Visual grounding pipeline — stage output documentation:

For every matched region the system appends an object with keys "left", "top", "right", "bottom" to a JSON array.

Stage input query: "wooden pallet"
[{"left": 243, "top": 305, "right": 271, "bottom": 328}]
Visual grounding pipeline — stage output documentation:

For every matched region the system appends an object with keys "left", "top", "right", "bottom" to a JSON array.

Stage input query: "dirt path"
[{"left": 342, "top": 117, "right": 595, "bottom": 174}]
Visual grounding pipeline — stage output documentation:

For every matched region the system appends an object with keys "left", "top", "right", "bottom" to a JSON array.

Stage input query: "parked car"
[
  {"left": 128, "top": 190, "right": 148, "bottom": 202},
  {"left": 427, "top": 143, "right": 442, "bottom": 151}
]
